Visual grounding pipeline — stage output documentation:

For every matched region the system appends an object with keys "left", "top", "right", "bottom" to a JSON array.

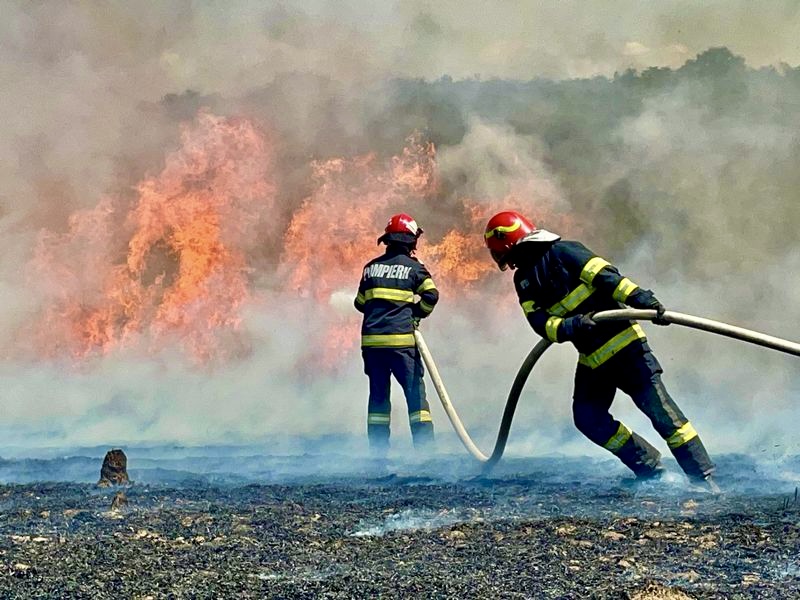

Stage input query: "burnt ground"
[{"left": 0, "top": 451, "right": 797, "bottom": 599}]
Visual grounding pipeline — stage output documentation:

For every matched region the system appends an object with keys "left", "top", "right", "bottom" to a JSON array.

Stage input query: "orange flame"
[
  {"left": 281, "top": 133, "right": 437, "bottom": 302},
  {"left": 278, "top": 133, "right": 439, "bottom": 368},
  {"left": 25, "top": 111, "right": 574, "bottom": 372},
  {"left": 276, "top": 132, "right": 571, "bottom": 369},
  {"left": 28, "top": 111, "right": 276, "bottom": 364}
]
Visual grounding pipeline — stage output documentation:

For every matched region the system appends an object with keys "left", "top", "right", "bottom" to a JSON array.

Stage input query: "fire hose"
[{"left": 414, "top": 308, "right": 800, "bottom": 470}]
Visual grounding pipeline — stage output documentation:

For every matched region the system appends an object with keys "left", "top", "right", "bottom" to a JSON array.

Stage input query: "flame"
[
  {"left": 27, "top": 111, "right": 276, "bottom": 364},
  {"left": 423, "top": 191, "right": 571, "bottom": 295},
  {"left": 278, "top": 133, "right": 439, "bottom": 368},
  {"left": 277, "top": 133, "right": 570, "bottom": 369},
  {"left": 24, "top": 111, "right": 573, "bottom": 372},
  {"left": 281, "top": 133, "right": 437, "bottom": 302}
]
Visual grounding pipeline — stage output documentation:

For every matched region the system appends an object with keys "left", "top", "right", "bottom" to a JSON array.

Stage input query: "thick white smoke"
[{"left": 0, "top": 1, "right": 799, "bottom": 464}]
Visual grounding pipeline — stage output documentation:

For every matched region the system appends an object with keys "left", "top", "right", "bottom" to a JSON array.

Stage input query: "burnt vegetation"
[{"left": 0, "top": 454, "right": 798, "bottom": 598}]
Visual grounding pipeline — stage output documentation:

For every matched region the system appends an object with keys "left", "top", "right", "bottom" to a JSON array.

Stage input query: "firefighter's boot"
[
  {"left": 367, "top": 419, "right": 390, "bottom": 458},
  {"left": 663, "top": 422, "right": 716, "bottom": 487},
  {"left": 411, "top": 421, "right": 434, "bottom": 451},
  {"left": 409, "top": 408, "right": 434, "bottom": 451},
  {"left": 614, "top": 431, "right": 663, "bottom": 478}
]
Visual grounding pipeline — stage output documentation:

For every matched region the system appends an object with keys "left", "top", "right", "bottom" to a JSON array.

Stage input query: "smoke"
[
  {"left": 386, "top": 1, "right": 800, "bottom": 79},
  {"left": 605, "top": 70, "right": 800, "bottom": 455},
  {"left": 1, "top": 2, "right": 799, "bottom": 464}
]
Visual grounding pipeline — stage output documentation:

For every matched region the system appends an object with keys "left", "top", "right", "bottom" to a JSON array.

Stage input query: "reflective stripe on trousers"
[
  {"left": 362, "top": 346, "right": 433, "bottom": 447},
  {"left": 572, "top": 342, "right": 714, "bottom": 478}
]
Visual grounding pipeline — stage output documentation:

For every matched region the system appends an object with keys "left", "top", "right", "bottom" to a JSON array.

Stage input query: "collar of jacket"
[
  {"left": 383, "top": 244, "right": 413, "bottom": 257},
  {"left": 512, "top": 241, "right": 555, "bottom": 269}
]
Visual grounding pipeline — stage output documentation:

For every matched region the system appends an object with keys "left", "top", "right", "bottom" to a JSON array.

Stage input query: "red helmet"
[
  {"left": 378, "top": 213, "right": 423, "bottom": 245},
  {"left": 484, "top": 211, "right": 560, "bottom": 270}
]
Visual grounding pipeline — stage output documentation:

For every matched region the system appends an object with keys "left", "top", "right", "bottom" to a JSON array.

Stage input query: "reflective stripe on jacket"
[
  {"left": 514, "top": 240, "right": 646, "bottom": 368},
  {"left": 355, "top": 247, "right": 439, "bottom": 348}
]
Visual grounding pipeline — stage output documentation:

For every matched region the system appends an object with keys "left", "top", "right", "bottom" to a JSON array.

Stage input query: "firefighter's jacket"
[
  {"left": 514, "top": 240, "right": 652, "bottom": 369},
  {"left": 355, "top": 246, "right": 439, "bottom": 348}
]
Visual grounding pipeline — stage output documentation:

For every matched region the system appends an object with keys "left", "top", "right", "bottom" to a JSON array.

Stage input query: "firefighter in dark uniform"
[
  {"left": 355, "top": 213, "right": 439, "bottom": 454},
  {"left": 484, "top": 210, "right": 717, "bottom": 489}
]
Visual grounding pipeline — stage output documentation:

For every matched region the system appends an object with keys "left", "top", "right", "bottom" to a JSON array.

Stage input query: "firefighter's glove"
[
  {"left": 560, "top": 313, "right": 596, "bottom": 342},
  {"left": 652, "top": 304, "right": 669, "bottom": 326},
  {"left": 628, "top": 288, "right": 669, "bottom": 326}
]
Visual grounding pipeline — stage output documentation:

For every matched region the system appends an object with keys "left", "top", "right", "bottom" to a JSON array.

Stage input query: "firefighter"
[
  {"left": 484, "top": 210, "right": 717, "bottom": 490},
  {"left": 354, "top": 213, "right": 439, "bottom": 454}
]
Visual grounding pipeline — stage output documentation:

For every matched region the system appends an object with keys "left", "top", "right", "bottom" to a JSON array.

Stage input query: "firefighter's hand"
[
  {"left": 628, "top": 288, "right": 670, "bottom": 326},
  {"left": 561, "top": 313, "right": 596, "bottom": 341},
  {"left": 651, "top": 302, "right": 669, "bottom": 326},
  {"left": 642, "top": 294, "right": 669, "bottom": 326}
]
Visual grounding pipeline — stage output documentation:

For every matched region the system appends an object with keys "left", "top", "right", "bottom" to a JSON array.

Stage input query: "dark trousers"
[
  {"left": 572, "top": 343, "right": 714, "bottom": 480},
  {"left": 362, "top": 346, "right": 434, "bottom": 452}
]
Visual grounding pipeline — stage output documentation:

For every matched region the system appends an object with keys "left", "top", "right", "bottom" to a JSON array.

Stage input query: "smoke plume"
[{"left": 1, "top": 2, "right": 799, "bottom": 461}]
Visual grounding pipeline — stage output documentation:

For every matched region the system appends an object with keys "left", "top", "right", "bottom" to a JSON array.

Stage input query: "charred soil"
[{"left": 0, "top": 465, "right": 798, "bottom": 599}]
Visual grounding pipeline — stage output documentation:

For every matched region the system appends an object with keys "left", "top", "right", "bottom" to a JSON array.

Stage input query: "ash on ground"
[{"left": 0, "top": 451, "right": 797, "bottom": 598}]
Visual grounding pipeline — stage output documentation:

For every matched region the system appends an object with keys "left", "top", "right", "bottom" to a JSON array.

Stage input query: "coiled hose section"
[{"left": 414, "top": 309, "right": 800, "bottom": 471}]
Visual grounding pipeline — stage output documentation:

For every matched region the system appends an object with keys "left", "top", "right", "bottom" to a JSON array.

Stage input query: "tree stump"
[{"left": 97, "top": 449, "right": 130, "bottom": 487}]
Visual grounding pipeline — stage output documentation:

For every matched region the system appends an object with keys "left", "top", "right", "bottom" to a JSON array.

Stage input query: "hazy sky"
[
  {"left": 137, "top": 1, "right": 800, "bottom": 83},
  {"left": 5, "top": 2, "right": 798, "bottom": 100}
]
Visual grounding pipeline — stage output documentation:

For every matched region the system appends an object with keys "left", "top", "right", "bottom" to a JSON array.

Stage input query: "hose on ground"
[{"left": 415, "top": 309, "right": 800, "bottom": 470}]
